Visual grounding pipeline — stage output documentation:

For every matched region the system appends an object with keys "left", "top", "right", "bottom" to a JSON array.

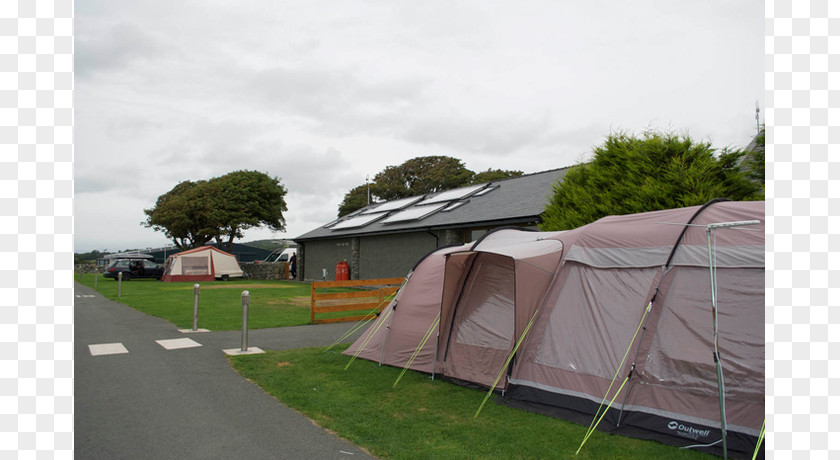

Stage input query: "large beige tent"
[
  {"left": 345, "top": 200, "right": 764, "bottom": 458},
  {"left": 161, "top": 246, "right": 244, "bottom": 282}
]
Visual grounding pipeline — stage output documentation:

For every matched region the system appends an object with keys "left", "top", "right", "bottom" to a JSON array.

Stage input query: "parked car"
[{"left": 103, "top": 258, "right": 164, "bottom": 281}]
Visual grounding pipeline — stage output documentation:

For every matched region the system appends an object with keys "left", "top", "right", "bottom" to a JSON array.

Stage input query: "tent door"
[{"left": 442, "top": 253, "right": 515, "bottom": 389}]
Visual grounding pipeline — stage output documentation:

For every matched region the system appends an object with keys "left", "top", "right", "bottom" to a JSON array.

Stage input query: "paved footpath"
[{"left": 74, "top": 282, "right": 375, "bottom": 460}]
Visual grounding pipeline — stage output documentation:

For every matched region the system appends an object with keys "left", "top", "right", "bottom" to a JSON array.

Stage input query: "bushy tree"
[
  {"left": 372, "top": 156, "right": 474, "bottom": 201},
  {"left": 144, "top": 170, "right": 288, "bottom": 250},
  {"left": 743, "top": 126, "right": 765, "bottom": 191},
  {"left": 338, "top": 184, "right": 371, "bottom": 218},
  {"left": 540, "top": 131, "right": 764, "bottom": 231},
  {"left": 207, "top": 170, "right": 288, "bottom": 250},
  {"left": 470, "top": 168, "right": 523, "bottom": 184},
  {"left": 337, "top": 156, "right": 522, "bottom": 216},
  {"left": 143, "top": 180, "right": 217, "bottom": 249}
]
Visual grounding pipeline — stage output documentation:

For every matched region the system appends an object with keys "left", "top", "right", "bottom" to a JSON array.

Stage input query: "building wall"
[
  {"left": 301, "top": 237, "right": 353, "bottom": 281},
  {"left": 358, "top": 232, "right": 442, "bottom": 279},
  {"left": 301, "top": 226, "right": 546, "bottom": 281},
  {"left": 301, "top": 230, "right": 467, "bottom": 281}
]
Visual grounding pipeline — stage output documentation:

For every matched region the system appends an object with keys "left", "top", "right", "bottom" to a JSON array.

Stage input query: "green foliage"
[
  {"left": 144, "top": 170, "right": 288, "bottom": 250},
  {"left": 338, "top": 184, "right": 372, "bottom": 217},
  {"left": 338, "top": 156, "right": 523, "bottom": 217},
  {"left": 207, "top": 170, "right": 288, "bottom": 250},
  {"left": 373, "top": 156, "right": 474, "bottom": 201},
  {"left": 470, "top": 168, "right": 523, "bottom": 184},
  {"left": 230, "top": 346, "right": 714, "bottom": 460},
  {"left": 143, "top": 180, "right": 218, "bottom": 249},
  {"left": 540, "top": 131, "right": 763, "bottom": 231},
  {"left": 74, "top": 249, "right": 106, "bottom": 264},
  {"left": 743, "top": 126, "right": 765, "bottom": 189}
]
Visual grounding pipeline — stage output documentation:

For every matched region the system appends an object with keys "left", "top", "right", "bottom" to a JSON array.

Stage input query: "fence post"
[
  {"left": 310, "top": 282, "right": 316, "bottom": 324},
  {"left": 117, "top": 272, "right": 122, "bottom": 297},
  {"left": 241, "top": 290, "right": 250, "bottom": 352},
  {"left": 192, "top": 284, "right": 200, "bottom": 331}
]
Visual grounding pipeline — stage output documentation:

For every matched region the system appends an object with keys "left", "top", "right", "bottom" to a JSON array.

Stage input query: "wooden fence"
[{"left": 310, "top": 278, "right": 405, "bottom": 324}]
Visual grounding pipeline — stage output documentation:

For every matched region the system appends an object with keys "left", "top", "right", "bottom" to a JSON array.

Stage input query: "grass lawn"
[
  {"left": 74, "top": 273, "right": 347, "bottom": 330},
  {"left": 229, "top": 345, "right": 715, "bottom": 460}
]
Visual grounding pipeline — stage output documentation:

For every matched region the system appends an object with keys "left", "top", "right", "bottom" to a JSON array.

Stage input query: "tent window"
[
  {"left": 182, "top": 256, "right": 209, "bottom": 275},
  {"left": 533, "top": 263, "right": 658, "bottom": 380},
  {"left": 453, "top": 257, "right": 515, "bottom": 350}
]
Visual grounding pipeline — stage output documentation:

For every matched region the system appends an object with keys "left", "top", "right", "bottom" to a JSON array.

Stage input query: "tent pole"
[
  {"left": 615, "top": 298, "right": 655, "bottom": 427},
  {"left": 707, "top": 225, "right": 727, "bottom": 460},
  {"left": 379, "top": 301, "right": 396, "bottom": 366},
  {"left": 431, "top": 329, "right": 439, "bottom": 381},
  {"left": 378, "top": 274, "right": 410, "bottom": 366},
  {"left": 701, "top": 220, "right": 758, "bottom": 459},
  {"left": 616, "top": 268, "right": 666, "bottom": 427}
]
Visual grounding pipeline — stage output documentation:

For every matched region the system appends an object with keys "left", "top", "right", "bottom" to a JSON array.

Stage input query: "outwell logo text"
[{"left": 667, "top": 421, "right": 710, "bottom": 440}]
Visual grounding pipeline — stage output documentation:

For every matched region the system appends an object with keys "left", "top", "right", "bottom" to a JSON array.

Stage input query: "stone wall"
[
  {"left": 240, "top": 262, "right": 289, "bottom": 280},
  {"left": 76, "top": 262, "right": 292, "bottom": 280},
  {"left": 75, "top": 264, "right": 102, "bottom": 274}
]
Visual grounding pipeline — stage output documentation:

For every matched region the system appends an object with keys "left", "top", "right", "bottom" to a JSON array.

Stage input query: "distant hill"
[
  {"left": 75, "top": 250, "right": 109, "bottom": 264},
  {"left": 240, "top": 239, "right": 295, "bottom": 251}
]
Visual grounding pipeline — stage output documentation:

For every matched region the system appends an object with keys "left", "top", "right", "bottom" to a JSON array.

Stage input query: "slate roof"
[{"left": 295, "top": 168, "right": 568, "bottom": 241}]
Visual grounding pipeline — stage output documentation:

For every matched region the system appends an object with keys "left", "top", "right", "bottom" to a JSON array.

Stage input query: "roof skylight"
[
  {"left": 471, "top": 185, "right": 497, "bottom": 197},
  {"left": 415, "top": 184, "right": 487, "bottom": 206},
  {"left": 330, "top": 212, "right": 387, "bottom": 230},
  {"left": 360, "top": 196, "right": 425, "bottom": 214},
  {"left": 381, "top": 204, "right": 448, "bottom": 223},
  {"left": 442, "top": 201, "right": 467, "bottom": 212}
]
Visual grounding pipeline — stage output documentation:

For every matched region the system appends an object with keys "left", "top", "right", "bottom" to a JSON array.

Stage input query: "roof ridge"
[
  {"left": 472, "top": 166, "right": 572, "bottom": 186},
  {"left": 358, "top": 166, "right": 572, "bottom": 210}
]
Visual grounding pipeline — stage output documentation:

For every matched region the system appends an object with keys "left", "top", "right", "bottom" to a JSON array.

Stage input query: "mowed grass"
[
  {"left": 74, "top": 273, "right": 347, "bottom": 330},
  {"left": 229, "top": 345, "right": 715, "bottom": 460}
]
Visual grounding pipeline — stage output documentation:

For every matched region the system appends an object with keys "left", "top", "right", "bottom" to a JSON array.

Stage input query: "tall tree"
[
  {"left": 207, "top": 170, "right": 288, "bottom": 251},
  {"left": 143, "top": 180, "right": 217, "bottom": 250},
  {"left": 372, "top": 156, "right": 474, "bottom": 201},
  {"left": 338, "top": 184, "right": 371, "bottom": 217},
  {"left": 144, "top": 171, "right": 288, "bottom": 250},
  {"left": 540, "top": 130, "right": 763, "bottom": 231}
]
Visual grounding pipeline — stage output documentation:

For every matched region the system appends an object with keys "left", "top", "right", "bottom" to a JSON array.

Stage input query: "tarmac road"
[{"left": 74, "top": 281, "right": 374, "bottom": 460}]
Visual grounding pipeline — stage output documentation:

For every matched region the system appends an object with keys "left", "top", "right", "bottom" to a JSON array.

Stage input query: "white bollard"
[
  {"left": 241, "top": 290, "right": 250, "bottom": 351},
  {"left": 192, "top": 284, "right": 200, "bottom": 331},
  {"left": 118, "top": 272, "right": 122, "bottom": 297}
]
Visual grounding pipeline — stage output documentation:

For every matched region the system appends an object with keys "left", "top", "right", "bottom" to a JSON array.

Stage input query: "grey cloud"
[
  {"left": 245, "top": 66, "right": 428, "bottom": 134},
  {"left": 76, "top": 22, "right": 169, "bottom": 78},
  {"left": 401, "top": 112, "right": 556, "bottom": 156},
  {"left": 145, "top": 117, "right": 359, "bottom": 201}
]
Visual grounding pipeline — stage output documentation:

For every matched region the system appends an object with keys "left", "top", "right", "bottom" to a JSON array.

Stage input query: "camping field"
[
  {"left": 73, "top": 274, "right": 363, "bottom": 329},
  {"left": 229, "top": 345, "right": 716, "bottom": 460},
  {"left": 74, "top": 272, "right": 716, "bottom": 459}
]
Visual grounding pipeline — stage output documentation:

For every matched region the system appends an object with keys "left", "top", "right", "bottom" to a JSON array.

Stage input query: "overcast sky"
[{"left": 75, "top": 1, "right": 764, "bottom": 253}]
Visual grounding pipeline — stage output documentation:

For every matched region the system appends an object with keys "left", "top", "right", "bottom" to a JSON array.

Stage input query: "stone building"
[{"left": 293, "top": 168, "right": 568, "bottom": 281}]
